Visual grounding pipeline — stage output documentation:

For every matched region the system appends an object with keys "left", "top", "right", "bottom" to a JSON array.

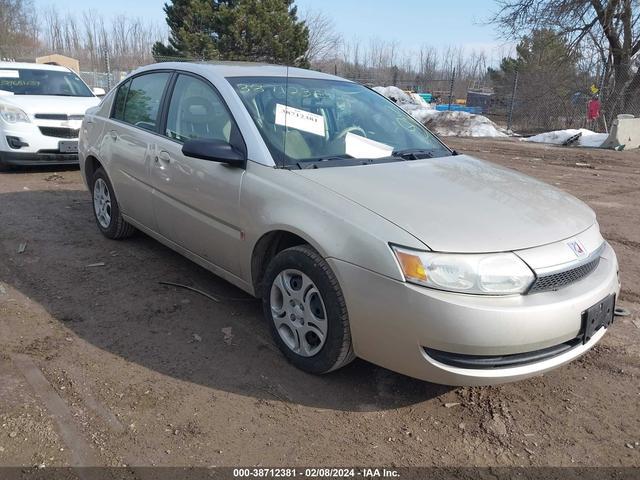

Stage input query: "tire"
[
  {"left": 262, "top": 245, "right": 355, "bottom": 374},
  {"left": 91, "top": 167, "right": 136, "bottom": 239}
]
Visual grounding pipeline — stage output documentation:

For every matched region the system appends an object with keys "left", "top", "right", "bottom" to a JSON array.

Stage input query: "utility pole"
[
  {"left": 447, "top": 68, "right": 455, "bottom": 111},
  {"left": 104, "top": 49, "right": 112, "bottom": 91},
  {"left": 507, "top": 68, "right": 519, "bottom": 132}
]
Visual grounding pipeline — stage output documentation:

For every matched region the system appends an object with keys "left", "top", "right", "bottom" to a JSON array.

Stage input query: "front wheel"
[
  {"left": 262, "top": 245, "right": 355, "bottom": 374},
  {"left": 91, "top": 167, "right": 136, "bottom": 239}
]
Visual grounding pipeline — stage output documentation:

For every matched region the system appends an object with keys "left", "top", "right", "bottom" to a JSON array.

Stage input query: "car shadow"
[{"left": 0, "top": 189, "right": 452, "bottom": 412}]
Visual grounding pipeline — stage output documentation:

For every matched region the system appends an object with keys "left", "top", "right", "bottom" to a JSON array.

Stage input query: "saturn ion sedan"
[{"left": 79, "top": 62, "right": 620, "bottom": 386}]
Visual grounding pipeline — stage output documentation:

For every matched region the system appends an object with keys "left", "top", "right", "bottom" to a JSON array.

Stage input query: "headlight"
[
  {"left": 391, "top": 246, "right": 535, "bottom": 295},
  {"left": 0, "top": 103, "right": 30, "bottom": 124}
]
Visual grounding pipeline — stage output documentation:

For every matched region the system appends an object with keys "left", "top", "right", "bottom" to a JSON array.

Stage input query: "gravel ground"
[{"left": 0, "top": 137, "right": 638, "bottom": 468}]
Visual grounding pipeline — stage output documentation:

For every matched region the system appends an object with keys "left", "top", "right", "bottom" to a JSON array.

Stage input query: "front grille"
[
  {"left": 35, "top": 113, "right": 84, "bottom": 120},
  {"left": 39, "top": 127, "right": 80, "bottom": 139},
  {"left": 528, "top": 256, "right": 600, "bottom": 293}
]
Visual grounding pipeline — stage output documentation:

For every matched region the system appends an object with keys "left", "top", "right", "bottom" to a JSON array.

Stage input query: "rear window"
[
  {"left": 0, "top": 68, "right": 93, "bottom": 97},
  {"left": 112, "top": 80, "right": 130, "bottom": 121},
  {"left": 120, "top": 73, "right": 170, "bottom": 131}
]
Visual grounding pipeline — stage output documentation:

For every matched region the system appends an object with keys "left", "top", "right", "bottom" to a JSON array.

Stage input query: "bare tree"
[
  {"left": 303, "top": 9, "right": 342, "bottom": 65},
  {"left": 491, "top": 0, "right": 640, "bottom": 111},
  {"left": 0, "top": 0, "right": 38, "bottom": 56},
  {"left": 38, "top": 6, "right": 166, "bottom": 72}
]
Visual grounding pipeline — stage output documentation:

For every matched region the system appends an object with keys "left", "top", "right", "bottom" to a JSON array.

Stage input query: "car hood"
[
  {"left": 293, "top": 154, "right": 596, "bottom": 253},
  {"left": 0, "top": 95, "right": 100, "bottom": 116}
]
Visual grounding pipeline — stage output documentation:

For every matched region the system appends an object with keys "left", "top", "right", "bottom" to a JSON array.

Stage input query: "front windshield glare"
[
  {"left": 0, "top": 69, "right": 94, "bottom": 97},
  {"left": 227, "top": 76, "right": 450, "bottom": 167}
]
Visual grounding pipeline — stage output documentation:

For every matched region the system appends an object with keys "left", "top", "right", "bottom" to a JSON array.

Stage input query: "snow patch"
[
  {"left": 524, "top": 128, "right": 608, "bottom": 148},
  {"left": 373, "top": 86, "right": 418, "bottom": 106},
  {"left": 423, "top": 111, "right": 508, "bottom": 138},
  {"left": 374, "top": 86, "right": 507, "bottom": 138}
]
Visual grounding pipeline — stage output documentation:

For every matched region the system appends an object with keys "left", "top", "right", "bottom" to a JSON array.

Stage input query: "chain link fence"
[
  {"left": 0, "top": 44, "right": 158, "bottom": 93},
  {"left": 316, "top": 60, "right": 640, "bottom": 136},
  {"left": 486, "top": 62, "right": 640, "bottom": 135},
  {"left": 2, "top": 45, "right": 639, "bottom": 137}
]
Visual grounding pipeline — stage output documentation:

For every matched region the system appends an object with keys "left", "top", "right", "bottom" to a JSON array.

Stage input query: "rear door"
[
  {"left": 105, "top": 71, "right": 171, "bottom": 229},
  {"left": 150, "top": 72, "right": 247, "bottom": 276}
]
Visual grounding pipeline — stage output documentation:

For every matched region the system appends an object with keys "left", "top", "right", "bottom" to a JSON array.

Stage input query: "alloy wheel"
[
  {"left": 93, "top": 177, "right": 112, "bottom": 229},
  {"left": 270, "top": 269, "right": 328, "bottom": 357}
]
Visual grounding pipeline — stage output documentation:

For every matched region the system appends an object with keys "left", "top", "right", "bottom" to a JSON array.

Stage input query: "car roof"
[
  {"left": 0, "top": 61, "right": 71, "bottom": 72},
  {"left": 132, "top": 61, "right": 351, "bottom": 83}
]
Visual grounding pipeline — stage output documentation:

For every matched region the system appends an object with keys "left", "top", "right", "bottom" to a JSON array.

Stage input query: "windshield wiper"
[
  {"left": 294, "top": 154, "right": 357, "bottom": 169},
  {"left": 390, "top": 148, "right": 436, "bottom": 160}
]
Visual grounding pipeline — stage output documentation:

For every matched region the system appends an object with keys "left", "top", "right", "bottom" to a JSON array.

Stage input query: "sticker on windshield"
[
  {"left": 345, "top": 132, "right": 393, "bottom": 159},
  {"left": 0, "top": 70, "right": 19, "bottom": 78},
  {"left": 275, "top": 104, "right": 325, "bottom": 137}
]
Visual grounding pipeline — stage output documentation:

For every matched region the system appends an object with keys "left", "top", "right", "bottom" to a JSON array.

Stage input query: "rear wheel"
[
  {"left": 262, "top": 245, "right": 355, "bottom": 374},
  {"left": 91, "top": 167, "right": 135, "bottom": 239}
]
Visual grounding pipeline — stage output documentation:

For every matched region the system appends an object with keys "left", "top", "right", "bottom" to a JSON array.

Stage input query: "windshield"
[
  {"left": 227, "top": 76, "right": 450, "bottom": 167},
  {"left": 0, "top": 68, "right": 93, "bottom": 97}
]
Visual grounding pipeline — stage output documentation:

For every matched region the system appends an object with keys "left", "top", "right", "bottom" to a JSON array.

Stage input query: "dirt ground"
[{"left": 0, "top": 137, "right": 638, "bottom": 469}]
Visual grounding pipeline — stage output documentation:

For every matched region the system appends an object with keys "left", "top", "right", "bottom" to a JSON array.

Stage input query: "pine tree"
[
  {"left": 488, "top": 29, "right": 582, "bottom": 130},
  {"left": 153, "top": 0, "right": 309, "bottom": 66},
  {"left": 217, "top": 0, "right": 309, "bottom": 66},
  {"left": 489, "top": 29, "right": 579, "bottom": 100},
  {"left": 152, "top": 0, "right": 225, "bottom": 60}
]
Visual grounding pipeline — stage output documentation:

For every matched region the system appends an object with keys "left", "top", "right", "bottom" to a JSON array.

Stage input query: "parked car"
[
  {"left": 0, "top": 62, "right": 102, "bottom": 169},
  {"left": 79, "top": 62, "right": 620, "bottom": 386}
]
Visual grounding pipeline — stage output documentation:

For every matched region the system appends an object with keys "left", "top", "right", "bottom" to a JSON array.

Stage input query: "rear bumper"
[
  {"left": 328, "top": 242, "right": 620, "bottom": 386},
  {"left": 0, "top": 150, "right": 78, "bottom": 166}
]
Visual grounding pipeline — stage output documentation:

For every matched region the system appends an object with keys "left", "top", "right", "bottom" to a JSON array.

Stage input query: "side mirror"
[
  {"left": 92, "top": 87, "right": 106, "bottom": 97},
  {"left": 182, "top": 139, "right": 246, "bottom": 167}
]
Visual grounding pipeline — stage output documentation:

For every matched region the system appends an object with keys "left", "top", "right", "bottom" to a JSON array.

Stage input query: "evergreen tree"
[
  {"left": 153, "top": 0, "right": 309, "bottom": 66},
  {"left": 488, "top": 29, "right": 587, "bottom": 131},
  {"left": 489, "top": 29, "right": 578, "bottom": 100},
  {"left": 152, "top": 0, "right": 225, "bottom": 60},
  {"left": 217, "top": 0, "right": 309, "bottom": 66}
]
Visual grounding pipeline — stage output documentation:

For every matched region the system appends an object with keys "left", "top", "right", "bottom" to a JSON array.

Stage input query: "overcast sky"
[{"left": 33, "top": 0, "right": 513, "bottom": 58}]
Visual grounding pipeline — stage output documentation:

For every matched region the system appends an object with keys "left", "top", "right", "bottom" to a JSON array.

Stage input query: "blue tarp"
[{"left": 435, "top": 104, "right": 483, "bottom": 114}]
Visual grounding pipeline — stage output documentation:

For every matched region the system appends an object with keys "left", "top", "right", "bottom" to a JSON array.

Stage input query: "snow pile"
[
  {"left": 423, "top": 111, "right": 508, "bottom": 138},
  {"left": 373, "top": 86, "right": 418, "bottom": 106},
  {"left": 373, "top": 86, "right": 507, "bottom": 138},
  {"left": 524, "top": 128, "right": 608, "bottom": 148},
  {"left": 410, "top": 92, "right": 431, "bottom": 108},
  {"left": 373, "top": 86, "right": 435, "bottom": 124}
]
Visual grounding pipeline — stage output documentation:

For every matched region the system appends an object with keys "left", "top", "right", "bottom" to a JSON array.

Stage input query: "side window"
[
  {"left": 165, "top": 74, "right": 233, "bottom": 143},
  {"left": 112, "top": 80, "right": 130, "bottom": 121},
  {"left": 122, "top": 72, "right": 170, "bottom": 131}
]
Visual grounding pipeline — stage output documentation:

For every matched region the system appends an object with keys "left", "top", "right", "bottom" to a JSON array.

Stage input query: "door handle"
[
  {"left": 156, "top": 151, "right": 171, "bottom": 164},
  {"left": 109, "top": 130, "right": 118, "bottom": 141}
]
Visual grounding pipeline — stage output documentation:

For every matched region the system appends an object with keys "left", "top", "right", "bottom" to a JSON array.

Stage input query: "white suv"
[{"left": 0, "top": 62, "right": 101, "bottom": 170}]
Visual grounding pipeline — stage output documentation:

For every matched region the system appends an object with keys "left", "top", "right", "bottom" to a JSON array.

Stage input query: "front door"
[{"left": 150, "top": 73, "right": 246, "bottom": 276}]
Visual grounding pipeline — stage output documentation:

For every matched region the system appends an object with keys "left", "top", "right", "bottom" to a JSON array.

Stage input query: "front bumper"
[
  {"left": 328, "top": 242, "right": 620, "bottom": 386},
  {"left": 0, "top": 119, "right": 80, "bottom": 166},
  {"left": 0, "top": 150, "right": 78, "bottom": 166}
]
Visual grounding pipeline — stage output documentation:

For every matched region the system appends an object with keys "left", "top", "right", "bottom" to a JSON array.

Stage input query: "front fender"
[{"left": 238, "top": 162, "right": 427, "bottom": 288}]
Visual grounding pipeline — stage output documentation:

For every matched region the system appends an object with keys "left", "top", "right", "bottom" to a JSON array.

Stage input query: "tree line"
[
  {"left": 490, "top": 0, "right": 640, "bottom": 127},
  {"left": 0, "top": 1, "right": 164, "bottom": 72},
  {"left": 1, "top": 0, "right": 639, "bottom": 130}
]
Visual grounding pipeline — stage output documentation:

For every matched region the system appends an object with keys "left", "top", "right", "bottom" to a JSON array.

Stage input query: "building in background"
[{"left": 35, "top": 54, "right": 80, "bottom": 73}]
